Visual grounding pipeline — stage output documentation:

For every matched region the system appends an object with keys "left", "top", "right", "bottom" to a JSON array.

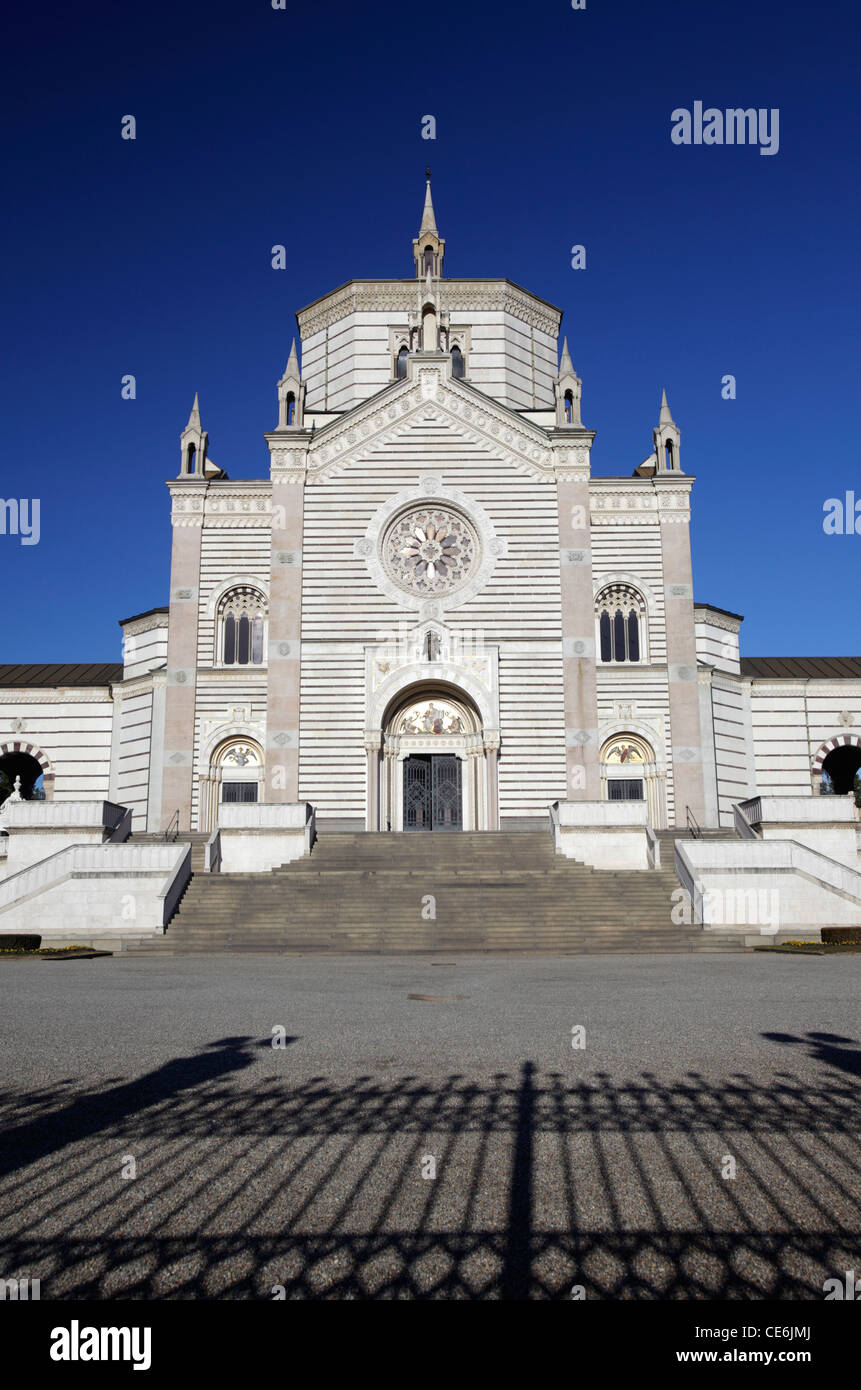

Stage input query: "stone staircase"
[{"left": 124, "top": 830, "right": 749, "bottom": 956}]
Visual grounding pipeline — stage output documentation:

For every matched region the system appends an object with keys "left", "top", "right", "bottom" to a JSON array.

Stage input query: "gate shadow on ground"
[{"left": 0, "top": 1040, "right": 858, "bottom": 1299}]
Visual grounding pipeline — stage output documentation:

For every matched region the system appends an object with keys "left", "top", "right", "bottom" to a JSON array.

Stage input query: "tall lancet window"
[
  {"left": 564, "top": 391, "right": 574, "bottom": 424},
  {"left": 665, "top": 441, "right": 675, "bottom": 470},
  {"left": 424, "top": 245, "right": 434, "bottom": 275},
  {"left": 219, "top": 586, "right": 268, "bottom": 666},
  {"left": 451, "top": 345, "right": 464, "bottom": 379},
  {"left": 396, "top": 346, "right": 408, "bottom": 379},
  {"left": 595, "top": 585, "right": 647, "bottom": 663},
  {"left": 285, "top": 393, "right": 296, "bottom": 425},
  {"left": 186, "top": 444, "right": 197, "bottom": 474},
  {"left": 224, "top": 612, "right": 236, "bottom": 665},
  {"left": 422, "top": 304, "right": 437, "bottom": 351}
]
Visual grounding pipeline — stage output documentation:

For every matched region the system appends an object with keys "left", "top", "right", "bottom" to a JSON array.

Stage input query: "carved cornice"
[
  {"left": 552, "top": 442, "right": 593, "bottom": 482},
  {"left": 693, "top": 606, "right": 741, "bottom": 634},
  {"left": 589, "top": 485, "right": 691, "bottom": 525},
  {"left": 267, "top": 437, "right": 310, "bottom": 482},
  {"left": 0, "top": 689, "right": 113, "bottom": 704},
  {"left": 170, "top": 493, "right": 205, "bottom": 527},
  {"left": 297, "top": 279, "right": 562, "bottom": 339},
  {"left": 121, "top": 612, "right": 169, "bottom": 637}
]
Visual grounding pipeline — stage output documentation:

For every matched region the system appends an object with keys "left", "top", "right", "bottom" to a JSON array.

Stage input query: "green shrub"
[
  {"left": 821, "top": 927, "right": 861, "bottom": 944},
  {"left": 0, "top": 934, "right": 42, "bottom": 951}
]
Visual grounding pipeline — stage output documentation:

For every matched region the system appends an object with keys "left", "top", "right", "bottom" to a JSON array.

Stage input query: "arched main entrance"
[{"left": 373, "top": 684, "right": 497, "bottom": 831}]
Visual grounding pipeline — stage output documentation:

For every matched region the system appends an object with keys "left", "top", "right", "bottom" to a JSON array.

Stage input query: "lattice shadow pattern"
[{"left": 0, "top": 1037, "right": 858, "bottom": 1299}]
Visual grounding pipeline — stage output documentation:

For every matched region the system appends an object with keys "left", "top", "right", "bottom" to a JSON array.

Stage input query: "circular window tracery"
[{"left": 382, "top": 506, "right": 478, "bottom": 597}]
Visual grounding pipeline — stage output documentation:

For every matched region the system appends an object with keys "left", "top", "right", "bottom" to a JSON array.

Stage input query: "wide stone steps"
[{"left": 123, "top": 829, "right": 747, "bottom": 956}]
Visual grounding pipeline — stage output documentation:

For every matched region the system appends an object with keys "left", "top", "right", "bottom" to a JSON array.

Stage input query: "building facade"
[{"left": 2, "top": 183, "right": 861, "bottom": 834}]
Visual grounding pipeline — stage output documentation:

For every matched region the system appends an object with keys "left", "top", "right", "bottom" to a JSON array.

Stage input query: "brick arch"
[
  {"left": 0, "top": 740, "right": 53, "bottom": 776},
  {"left": 0, "top": 740, "right": 55, "bottom": 798},
  {"left": 812, "top": 734, "right": 861, "bottom": 776}
]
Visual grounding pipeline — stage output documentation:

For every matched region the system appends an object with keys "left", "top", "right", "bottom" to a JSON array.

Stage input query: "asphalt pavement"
[{"left": 1, "top": 952, "right": 858, "bottom": 1298}]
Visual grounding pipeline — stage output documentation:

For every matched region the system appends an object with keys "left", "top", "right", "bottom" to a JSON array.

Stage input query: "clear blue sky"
[{"left": 2, "top": 0, "right": 859, "bottom": 661}]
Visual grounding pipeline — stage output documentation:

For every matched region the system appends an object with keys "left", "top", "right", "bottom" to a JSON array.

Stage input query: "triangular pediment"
[{"left": 307, "top": 365, "right": 555, "bottom": 481}]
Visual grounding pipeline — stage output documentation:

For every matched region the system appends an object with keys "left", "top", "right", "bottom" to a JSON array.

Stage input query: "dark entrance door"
[{"left": 403, "top": 754, "right": 463, "bottom": 831}]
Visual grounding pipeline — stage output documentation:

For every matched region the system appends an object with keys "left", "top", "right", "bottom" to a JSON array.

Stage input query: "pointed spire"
[
  {"left": 559, "top": 338, "right": 575, "bottom": 376},
  {"left": 285, "top": 338, "right": 299, "bottom": 377},
  {"left": 420, "top": 170, "right": 438, "bottom": 235},
  {"left": 413, "top": 169, "right": 445, "bottom": 277},
  {"left": 186, "top": 392, "right": 201, "bottom": 429},
  {"left": 652, "top": 388, "right": 682, "bottom": 473}
]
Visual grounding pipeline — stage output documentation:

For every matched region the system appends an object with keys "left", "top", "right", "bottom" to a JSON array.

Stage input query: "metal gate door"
[
  {"left": 431, "top": 754, "right": 462, "bottom": 830},
  {"left": 404, "top": 756, "right": 431, "bottom": 830},
  {"left": 403, "top": 755, "right": 462, "bottom": 830}
]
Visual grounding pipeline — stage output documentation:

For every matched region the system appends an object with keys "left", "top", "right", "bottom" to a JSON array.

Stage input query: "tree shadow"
[{"left": 762, "top": 1030, "right": 861, "bottom": 1079}]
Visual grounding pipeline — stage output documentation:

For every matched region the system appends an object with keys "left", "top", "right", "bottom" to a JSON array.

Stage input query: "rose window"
[{"left": 383, "top": 507, "right": 478, "bottom": 596}]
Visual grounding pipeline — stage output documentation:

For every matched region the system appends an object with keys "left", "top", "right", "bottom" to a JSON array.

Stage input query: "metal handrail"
[
  {"left": 685, "top": 805, "right": 702, "bottom": 840},
  {"left": 164, "top": 810, "right": 180, "bottom": 843}
]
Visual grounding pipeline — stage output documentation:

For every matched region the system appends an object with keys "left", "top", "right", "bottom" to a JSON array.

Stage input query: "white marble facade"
[{"left": 2, "top": 182, "right": 860, "bottom": 836}]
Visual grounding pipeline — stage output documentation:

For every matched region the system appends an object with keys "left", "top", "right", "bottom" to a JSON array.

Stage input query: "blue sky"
[{"left": 2, "top": 0, "right": 859, "bottom": 661}]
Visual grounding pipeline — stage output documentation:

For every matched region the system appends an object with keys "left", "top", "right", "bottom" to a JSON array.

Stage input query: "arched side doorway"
[
  {"left": 814, "top": 735, "right": 861, "bottom": 800},
  {"left": 0, "top": 742, "right": 53, "bottom": 803},
  {"left": 599, "top": 732, "right": 666, "bottom": 828},
  {"left": 198, "top": 737, "right": 265, "bottom": 832},
  {"left": 372, "top": 685, "right": 497, "bottom": 831}
]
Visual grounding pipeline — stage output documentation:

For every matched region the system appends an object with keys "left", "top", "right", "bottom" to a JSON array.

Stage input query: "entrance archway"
[{"left": 373, "top": 684, "right": 497, "bottom": 831}]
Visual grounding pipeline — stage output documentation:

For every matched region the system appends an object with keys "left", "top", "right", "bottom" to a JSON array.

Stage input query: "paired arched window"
[
  {"left": 596, "top": 585, "right": 646, "bottom": 663},
  {"left": 218, "top": 586, "right": 267, "bottom": 666},
  {"left": 451, "top": 345, "right": 465, "bottom": 379}
]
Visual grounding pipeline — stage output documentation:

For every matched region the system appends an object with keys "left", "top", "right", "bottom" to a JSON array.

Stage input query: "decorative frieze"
[{"left": 297, "top": 278, "right": 562, "bottom": 339}]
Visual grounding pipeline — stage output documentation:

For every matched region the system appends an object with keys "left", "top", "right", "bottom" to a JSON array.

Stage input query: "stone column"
[
  {"left": 484, "top": 735, "right": 500, "bottom": 830},
  {"left": 265, "top": 440, "right": 309, "bottom": 802},
  {"left": 658, "top": 479, "right": 707, "bottom": 825},
  {"left": 554, "top": 439, "right": 601, "bottom": 800},
  {"left": 161, "top": 483, "right": 205, "bottom": 830},
  {"left": 365, "top": 736, "right": 381, "bottom": 831}
]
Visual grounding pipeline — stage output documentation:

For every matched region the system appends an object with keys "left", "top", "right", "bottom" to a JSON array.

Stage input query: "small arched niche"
[
  {"left": 199, "top": 736, "right": 265, "bottom": 831},
  {"left": 599, "top": 732, "right": 666, "bottom": 828}
]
